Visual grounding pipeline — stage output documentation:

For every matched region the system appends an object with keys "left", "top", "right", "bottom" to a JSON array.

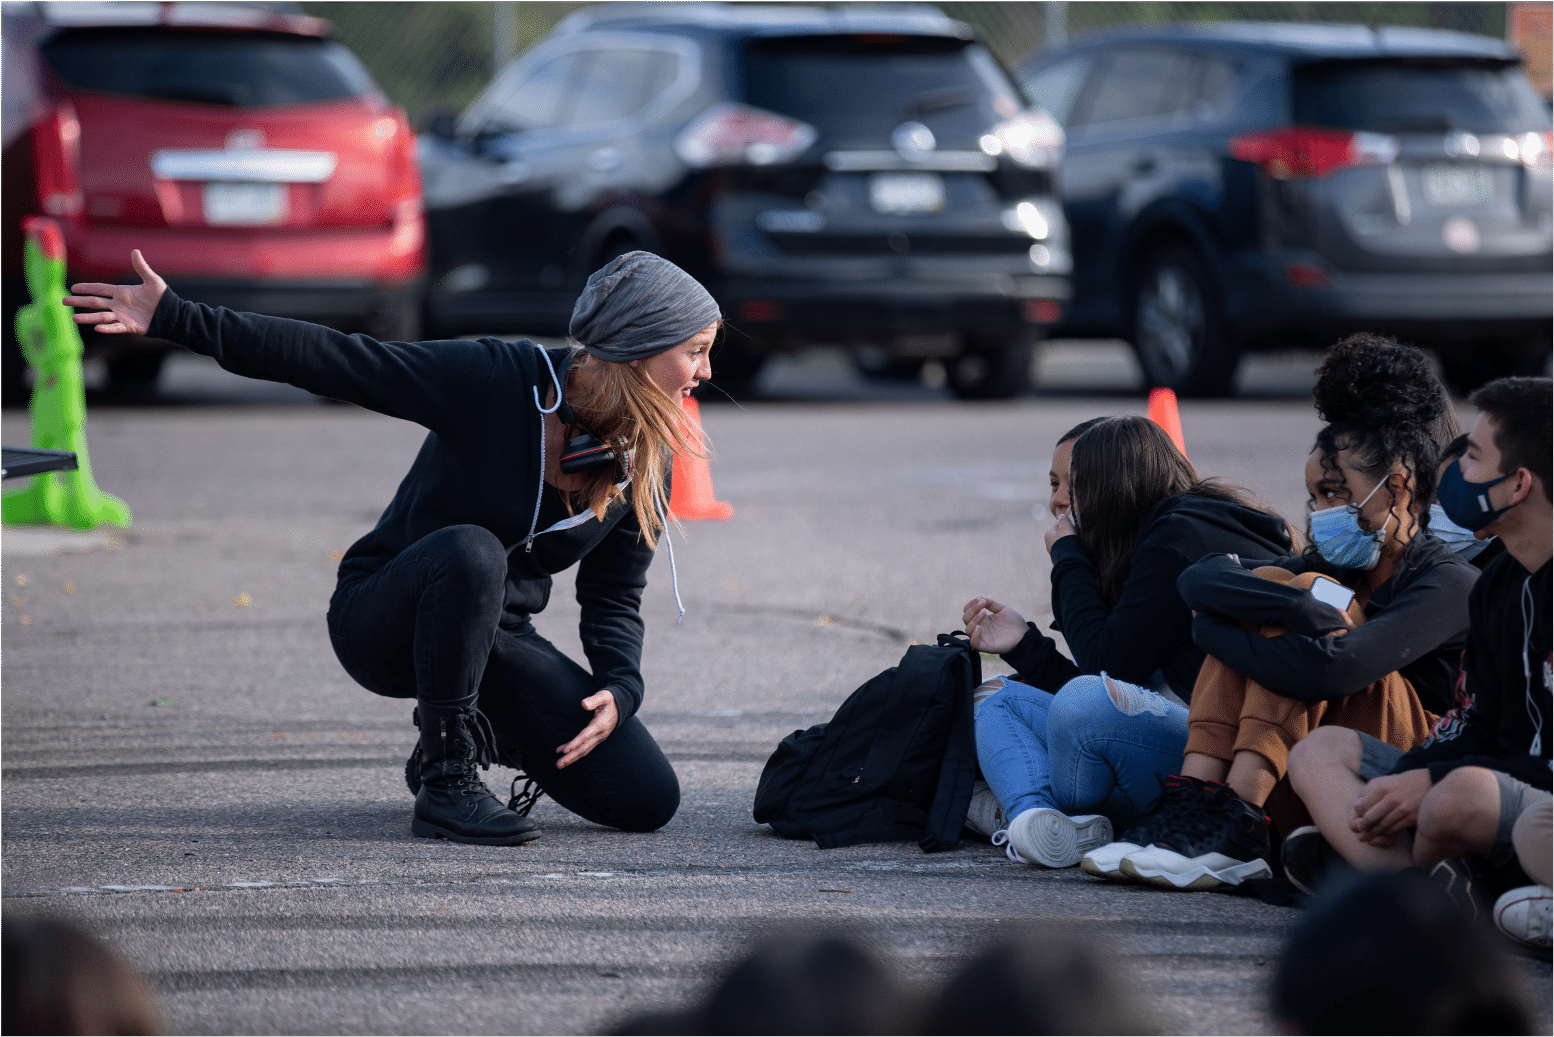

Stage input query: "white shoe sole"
[
  {"left": 1494, "top": 885, "right": 1553, "bottom": 948},
  {"left": 1006, "top": 809, "right": 1113, "bottom": 869},
  {"left": 1119, "top": 846, "right": 1272, "bottom": 890},
  {"left": 1081, "top": 841, "right": 1146, "bottom": 880}
]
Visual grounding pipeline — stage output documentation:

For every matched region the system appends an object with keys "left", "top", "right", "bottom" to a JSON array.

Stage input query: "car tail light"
[
  {"left": 1519, "top": 130, "right": 1553, "bottom": 168},
  {"left": 675, "top": 104, "right": 817, "bottom": 168},
  {"left": 979, "top": 109, "right": 1064, "bottom": 170},
  {"left": 1229, "top": 128, "right": 1399, "bottom": 179},
  {"left": 1284, "top": 261, "right": 1330, "bottom": 288},
  {"left": 33, "top": 104, "right": 84, "bottom": 218}
]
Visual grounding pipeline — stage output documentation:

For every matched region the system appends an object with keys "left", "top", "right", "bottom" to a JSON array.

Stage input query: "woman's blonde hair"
[{"left": 561, "top": 345, "right": 705, "bottom": 548}]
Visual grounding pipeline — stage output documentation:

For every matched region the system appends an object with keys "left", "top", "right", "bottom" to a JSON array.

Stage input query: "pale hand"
[
  {"left": 1043, "top": 513, "right": 1076, "bottom": 553},
  {"left": 1349, "top": 768, "right": 1433, "bottom": 846},
  {"left": 63, "top": 250, "right": 166, "bottom": 336},
  {"left": 962, "top": 596, "right": 1027, "bottom": 654},
  {"left": 557, "top": 689, "right": 618, "bottom": 769}
]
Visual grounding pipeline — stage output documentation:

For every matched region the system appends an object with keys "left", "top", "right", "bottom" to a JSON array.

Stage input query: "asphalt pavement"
[{"left": 4, "top": 343, "right": 1549, "bottom": 1035}]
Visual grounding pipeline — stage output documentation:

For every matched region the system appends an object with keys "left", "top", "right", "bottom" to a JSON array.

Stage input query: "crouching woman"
[{"left": 67, "top": 250, "right": 716, "bottom": 845}]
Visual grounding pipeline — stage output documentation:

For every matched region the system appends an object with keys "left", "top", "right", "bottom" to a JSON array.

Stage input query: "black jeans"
[{"left": 327, "top": 524, "right": 679, "bottom": 832}]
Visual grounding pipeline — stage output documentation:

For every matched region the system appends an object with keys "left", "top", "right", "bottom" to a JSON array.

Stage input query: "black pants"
[{"left": 327, "top": 524, "right": 679, "bottom": 832}]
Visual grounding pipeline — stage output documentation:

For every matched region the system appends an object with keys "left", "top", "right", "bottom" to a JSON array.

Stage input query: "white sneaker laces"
[{"left": 991, "top": 828, "right": 1026, "bottom": 864}]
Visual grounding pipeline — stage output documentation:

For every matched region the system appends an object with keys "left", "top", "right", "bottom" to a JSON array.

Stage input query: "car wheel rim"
[{"left": 1137, "top": 264, "right": 1203, "bottom": 384}]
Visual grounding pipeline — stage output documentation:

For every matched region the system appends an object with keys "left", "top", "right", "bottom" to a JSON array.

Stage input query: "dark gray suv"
[
  {"left": 419, "top": 2, "right": 1070, "bottom": 398},
  {"left": 1018, "top": 22, "right": 1552, "bottom": 395}
]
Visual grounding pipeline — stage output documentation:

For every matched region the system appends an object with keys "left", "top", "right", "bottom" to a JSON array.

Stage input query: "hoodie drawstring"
[{"left": 525, "top": 347, "right": 565, "bottom": 553}]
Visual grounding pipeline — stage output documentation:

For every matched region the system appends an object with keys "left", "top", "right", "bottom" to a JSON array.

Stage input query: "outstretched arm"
[
  {"left": 64, "top": 249, "right": 165, "bottom": 335},
  {"left": 65, "top": 250, "right": 506, "bottom": 430}
]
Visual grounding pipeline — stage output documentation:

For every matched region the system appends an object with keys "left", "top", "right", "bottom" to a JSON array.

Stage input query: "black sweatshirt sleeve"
[
  {"left": 1000, "top": 622, "right": 1082, "bottom": 692},
  {"left": 147, "top": 291, "right": 504, "bottom": 431},
  {"left": 1187, "top": 555, "right": 1476, "bottom": 701},
  {"left": 1178, "top": 553, "right": 1352, "bottom": 636},
  {"left": 574, "top": 509, "right": 653, "bottom": 721},
  {"left": 1046, "top": 534, "right": 1193, "bottom": 689}
]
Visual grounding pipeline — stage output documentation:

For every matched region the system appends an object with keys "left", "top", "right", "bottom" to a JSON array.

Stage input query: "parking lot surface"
[{"left": 4, "top": 347, "right": 1549, "bottom": 1035}]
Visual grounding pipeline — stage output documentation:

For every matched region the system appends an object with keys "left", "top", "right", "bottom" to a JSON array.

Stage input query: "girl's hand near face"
[
  {"left": 961, "top": 597, "right": 1028, "bottom": 654},
  {"left": 1043, "top": 513, "right": 1077, "bottom": 553}
]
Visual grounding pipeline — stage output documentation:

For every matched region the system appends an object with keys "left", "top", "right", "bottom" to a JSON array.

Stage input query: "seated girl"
[
  {"left": 964, "top": 415, "right": 1293, "bottom": 867},
  {"left": 1085, "top": 336, "right": 1479, "bottom": 890}
]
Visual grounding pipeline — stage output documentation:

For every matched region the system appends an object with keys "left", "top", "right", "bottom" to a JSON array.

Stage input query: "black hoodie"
[
  {"left": 1177, "top": 533, "right": 1476, "bottom": 715},
  {"left": 1001, "top": 492, "right": 1292, "bottom": 702},
  {"left": 147, "top": 291, "right": 658, "bottom": 720},
  {"left": 1391, "top": 552, "right": 1551, "bottom": 790}
]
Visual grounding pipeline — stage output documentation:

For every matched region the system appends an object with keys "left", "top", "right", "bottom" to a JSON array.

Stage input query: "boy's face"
[{"left": 1460, "top": 413, "right": 1508, "bottom": 487}]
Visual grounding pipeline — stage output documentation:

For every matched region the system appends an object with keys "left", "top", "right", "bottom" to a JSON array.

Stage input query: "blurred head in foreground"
[
  {"left": 1272, "top": 872, "right": 1533, "bottom": 1035},
  {"left": 612, "top": 933, "right": 900, "bottom": 1035},
  {"left": 2, "top": 914, "right": 163, "bottom": 1035},
  {"left": 922, "top": 933, "right": 1153, "bottom": 1035}
]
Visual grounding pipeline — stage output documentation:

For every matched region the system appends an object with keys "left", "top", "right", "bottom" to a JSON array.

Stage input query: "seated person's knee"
[
  {"left": 1416, "top": 766, "right": 1499, "bottom": 836},
  {"left": 1289, "top": 725, "right": 1359, "bottom": 778}
]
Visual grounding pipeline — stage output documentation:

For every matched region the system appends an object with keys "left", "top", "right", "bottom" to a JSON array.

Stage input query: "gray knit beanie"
[{"left": 568, "top": 251, "right": 722, "bottom": 361}]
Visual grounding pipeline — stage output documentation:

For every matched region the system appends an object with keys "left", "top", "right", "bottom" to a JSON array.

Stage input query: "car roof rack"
[
  {"left": 553, "top": 2, "right": 968, "bottom": 40},
  {"left": 31, "top": 1, "right": 328, "bottom": 38}
]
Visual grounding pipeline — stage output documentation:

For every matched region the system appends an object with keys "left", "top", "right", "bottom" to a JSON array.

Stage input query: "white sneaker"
[
  {"left": 964, "top": 780, "right": 1006, "bottom": 838},
  {"left": 1118, "top": 845, "right": 1272, "bottom": 890},
  {"left": 993, "top": 807, "right": 1113, "bottom": 869},
  {"left": 1081, "top": 840, "right": 1149, "bottom": 880},
  {"left": 1494, "top": 884, "right": 1552, "bottom": 949}
]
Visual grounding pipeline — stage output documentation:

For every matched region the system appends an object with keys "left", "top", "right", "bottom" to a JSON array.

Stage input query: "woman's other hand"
[
  {"left": 63, "top": 250, "right": 166, "bottom": 336},
  {"left": 1043, "top": 513, "right": 1077, "bottom": 553},
  {"left": 557, "top": 689, "right": 619, "bottom": 768},
  {"left": 961, "top": 596, "right": 1027, "bottom": 654}
]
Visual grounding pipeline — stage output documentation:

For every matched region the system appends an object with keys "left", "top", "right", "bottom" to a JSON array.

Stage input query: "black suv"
[
  {"left": 1017, "top": 22, "right": 1552, "bottom": 395},
  {"left": 419, "top": 2, "right": 1070, "bottom": 399}
]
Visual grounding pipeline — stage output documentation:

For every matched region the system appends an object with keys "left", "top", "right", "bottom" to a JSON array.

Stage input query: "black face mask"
[{"left": 1437, "top": 458, "right": 1516, "bottom": 532}]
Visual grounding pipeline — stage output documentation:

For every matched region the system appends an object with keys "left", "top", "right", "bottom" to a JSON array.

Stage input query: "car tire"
[
  {"left": 103, "top": 350, "right": 167, "bottom": 400},
  {"left": 698, "top": 334, "right": 767, "bottom": 401},
  {"left": 2, "top": 277, "right": 28, "bottom": 408},
  {"left": 947, "top": 334, "right": 1034, "bottom": 400},
  {"left": 1131, "top": 244, "right": 1238, "bottom": 398},
  {"left": 1439, "top": 340, "right": 1552, "bottom": 395},
  {"left": 367, "top": 289, "right": 423, "bottom": 343}
]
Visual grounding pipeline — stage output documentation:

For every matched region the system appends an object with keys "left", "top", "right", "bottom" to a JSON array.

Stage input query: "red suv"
[{"left": 1, "top": 2, "right": 425, "bottom": 402}]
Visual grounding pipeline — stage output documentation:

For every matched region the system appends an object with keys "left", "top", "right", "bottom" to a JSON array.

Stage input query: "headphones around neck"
[{"left": 552, "top": 350, "right": 623, "bottom": 477}]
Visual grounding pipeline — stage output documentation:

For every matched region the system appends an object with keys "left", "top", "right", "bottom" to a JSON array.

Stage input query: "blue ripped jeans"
[{"left": 974, "top": 673, "right": 1189, "bottom": 832}]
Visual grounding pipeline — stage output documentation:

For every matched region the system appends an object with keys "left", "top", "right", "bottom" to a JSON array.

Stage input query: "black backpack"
[{"left": 752, "top": 632, "right": 980, "bottom": 853}]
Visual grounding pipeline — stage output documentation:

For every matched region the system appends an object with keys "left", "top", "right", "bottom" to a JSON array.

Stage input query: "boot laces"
[{"left": 508, "top": 775, "right": 544, "bottom": 816}]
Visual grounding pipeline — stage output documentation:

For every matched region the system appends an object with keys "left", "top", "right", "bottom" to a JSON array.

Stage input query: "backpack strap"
[{"left": 919, "top": 633, "right": 981, "bottom": 853}]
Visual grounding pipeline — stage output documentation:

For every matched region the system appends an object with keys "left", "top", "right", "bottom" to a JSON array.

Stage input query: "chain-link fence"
[{"left": 304, "top": 2, "right": 1534, "bottom": 124}]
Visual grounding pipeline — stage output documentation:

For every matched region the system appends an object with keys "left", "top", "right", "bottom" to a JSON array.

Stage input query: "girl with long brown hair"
[
  {"left": 962, "top": 415, "right": 1293, "bottom": 868},
  {"left": 67, "top": 250, "right": 715, "bottom": 845}
]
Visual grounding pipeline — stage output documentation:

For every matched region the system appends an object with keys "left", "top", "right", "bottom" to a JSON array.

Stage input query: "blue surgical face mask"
[
  {"left": 1310, "top": 476, "right": 1391, "bottom": 570},
  {"left": 1436, "top": 457, "right": 1516, "bottom": 532},
  {"left": 1429, "top": 502, "right": 1491, "bottom": 561}
]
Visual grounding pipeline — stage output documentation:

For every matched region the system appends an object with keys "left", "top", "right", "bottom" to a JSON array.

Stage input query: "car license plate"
[
  {"left": 1422, "top": 165, "right": 1494, "bottom": 207},
  {"left": 203, "top": 182, "right": 287, "bottom": 226},
  {"left": 868, "top": 172, "right": 945, "bottom": 215}
]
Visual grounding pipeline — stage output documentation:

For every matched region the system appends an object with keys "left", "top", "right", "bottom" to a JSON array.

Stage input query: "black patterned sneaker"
[
  {"left": 1429, "top": 857, "right": 1486, "bottom": 921},
  {"left": 1120, "top": 785, "right": 1273, "bottom": 890},
  {"left": 1281, "top": 825, "right": 1358, "bottom": 896},
  {"left": 1081, "top": 774, "right": 1205, "bottom": 880}
]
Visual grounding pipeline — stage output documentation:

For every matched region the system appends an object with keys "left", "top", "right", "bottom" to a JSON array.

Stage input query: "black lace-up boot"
[{"left": 409, "top": 703, "right": 540, "bottom": 845}]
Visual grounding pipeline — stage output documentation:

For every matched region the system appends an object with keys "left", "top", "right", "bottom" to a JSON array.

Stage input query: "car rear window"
[
  {"left": 40, "top": 28, "right": 376, "bottom": 107},
  {"left": 1294, "top": 60, "right": 1550, "bottom": 134},
  {"left": 742, "top": 34, "right": 1023, "bottom": 149}
]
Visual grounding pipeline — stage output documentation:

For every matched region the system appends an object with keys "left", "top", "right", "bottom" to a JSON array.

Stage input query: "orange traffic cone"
[
  {"left": 669, "top": 396, "right": 733, "bottom": 521},
  {"left": 1148, "top": 387, "right": 1188, "bottom": 458}
]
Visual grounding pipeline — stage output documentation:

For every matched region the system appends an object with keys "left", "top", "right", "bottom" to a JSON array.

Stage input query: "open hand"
[
  {"left": 1043, "top": 513, "right": 1076, "bottom": 553},
  {"left": 1349, "top": 768, "right": 1432, "bottom": 846},
  {"left": 63, "top": 250, "right": 165, "bottom": 336},
  {"left": 557, "top": 689, "right": 618, "bottom": 769},
  {"left": 962, "top": 596, "right": 1028, "bottom": 654}
]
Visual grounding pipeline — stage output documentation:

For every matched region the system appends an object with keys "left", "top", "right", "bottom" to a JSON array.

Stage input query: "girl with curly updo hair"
[{"left": 1081, "top": 334, "right": 1479, "bottom": 892}]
